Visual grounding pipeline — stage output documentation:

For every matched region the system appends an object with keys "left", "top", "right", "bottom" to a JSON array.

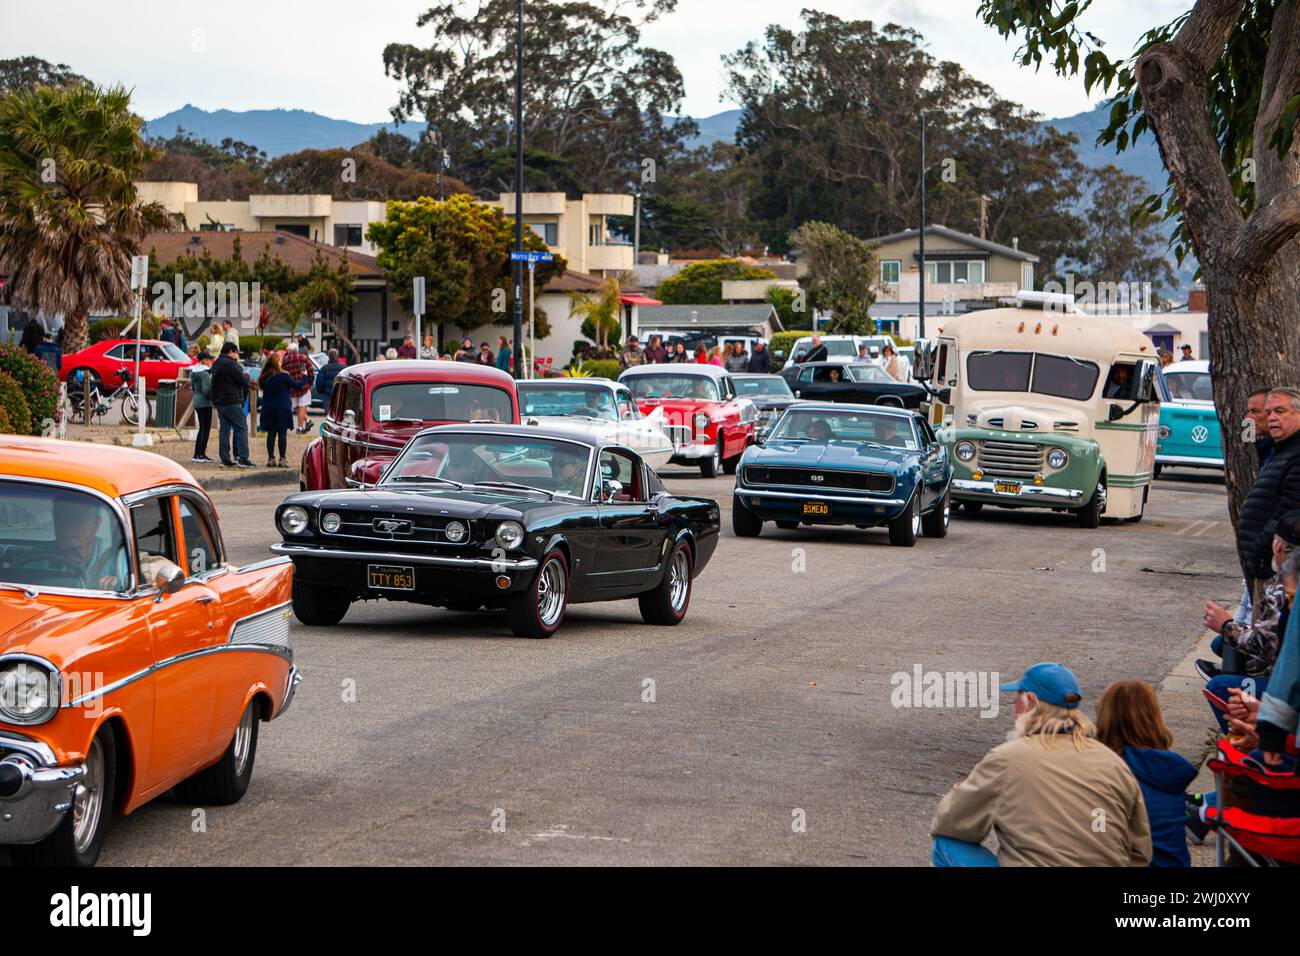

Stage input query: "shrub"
[
  {"left": 581, "top": 359, "right": 621, "bottom": 381},
  {"left": 0, "top": 346, "right": 58, "bottom": 433},
  {"left": 0, "top": 371, "right": 31, "bottom": 436},
  {"left": 767, "top": 331, "right": 807, "bottom": 368},
  {"left": 89, "top": 316, "right": 161, "bottom": 343},
  {"left": 238, "top": 334, "right": 290, "bottom": 361}
]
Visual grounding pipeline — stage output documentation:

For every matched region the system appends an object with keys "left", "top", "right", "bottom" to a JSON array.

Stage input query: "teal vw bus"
[{"left": 1154, "top": 360, "right": 1223, "bottom": 477}]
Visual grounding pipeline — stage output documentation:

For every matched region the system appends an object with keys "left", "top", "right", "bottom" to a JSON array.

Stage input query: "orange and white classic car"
[{"left": 0, "top": 437, "right": 297, "bottom": 866}]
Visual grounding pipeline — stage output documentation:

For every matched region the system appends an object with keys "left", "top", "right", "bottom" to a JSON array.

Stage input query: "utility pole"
[
  {"left": 633, "top": 189, "right": 642, "bottom": 262},
  {"left": 511, "top": 0, "right": 525, "bottom": 379},
  {"left": 918, "top": 111, "right": 927, "bottom": 342}
]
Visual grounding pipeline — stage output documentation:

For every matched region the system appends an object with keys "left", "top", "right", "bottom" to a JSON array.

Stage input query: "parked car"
[
  {"left": 0, "top": 437, "right": 297, "bottom": 866},
  {"left": 783, "top": 334, "right": 893, "bottom": 364},
  {"left": 1155, "top": 360, "right": 1223, "bottom": 477},
  {"left": 273, "top": 424, "right": 721, "bottom": 638},
  {"left": 516, "top": 379, "right": 687, "bottom": 472},
  {"left": 60, "top": 339, "right": 195, "bottom": 392},
  {"left": 619, "top": 364, "right": 758, "bottom": 477},
  {"left": 300, "top": 360, "right": 520, "bottom": 491},
  {"left": 730, "top": 373, "right": 803, "bottom": 436},
  {"left": 780, "top": 360, "right": 928, "bottom": 410},
  {"left": 732, "top": 404, "right": 952, "bottom": 546}
]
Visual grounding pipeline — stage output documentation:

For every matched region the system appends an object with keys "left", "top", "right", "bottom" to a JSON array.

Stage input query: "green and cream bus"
[{"left": 913, "top": 294, "right": 1160, "bottom": 526}]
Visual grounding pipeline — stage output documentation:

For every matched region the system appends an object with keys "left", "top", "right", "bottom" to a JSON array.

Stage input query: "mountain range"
[{"left": 145, "top": 103, "right": 1164, "bottom": 192}]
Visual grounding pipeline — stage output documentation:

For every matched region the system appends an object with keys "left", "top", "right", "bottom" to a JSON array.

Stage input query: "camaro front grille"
[
  {"left": 744, "top": 466, "right": 894, "bottom": 494},
  {"left": 976, "top": 440, "right": 1044, "bottom": 479}
]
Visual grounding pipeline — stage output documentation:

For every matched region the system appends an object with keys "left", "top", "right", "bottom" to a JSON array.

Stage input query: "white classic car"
[{"left": 516, "top": 379, "right": 687, "bottom": 472}]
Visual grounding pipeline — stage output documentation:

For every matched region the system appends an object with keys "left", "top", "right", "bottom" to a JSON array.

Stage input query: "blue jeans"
[
  {"left": 931, "top": 835, "right": 999, "bottom": 867},
  {"left": 1207, "top": 673, "right": 1270, "bottom": 732},
  {"left": 216, "top": 403, "right": 249, "bottom": 463}
]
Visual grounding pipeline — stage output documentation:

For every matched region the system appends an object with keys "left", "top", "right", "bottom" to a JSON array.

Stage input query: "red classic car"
[
  {"left": 300, "top": 360, "right": 521, "bottom": 491},
  {"left": 619, "top": 364, "right": 758, "bottom": 476},
  {"left": 59, "top": 339, "right": 195, "bottom": 392}
]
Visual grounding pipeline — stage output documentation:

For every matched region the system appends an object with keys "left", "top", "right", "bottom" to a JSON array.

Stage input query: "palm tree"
[
  {"left": 0, "top": 83, "right": 169, "bottom": 352},
  {"left": 569, "top": 276, "right": 623, "bottom": 353}
]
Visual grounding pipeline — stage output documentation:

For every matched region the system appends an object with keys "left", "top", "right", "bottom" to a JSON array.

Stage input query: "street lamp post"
[
  {"left": 918, "top": 110, "right": 927, "bottom": 342},
  {"left": 511, "top": 0, "right": 525, "bottom": 378}
]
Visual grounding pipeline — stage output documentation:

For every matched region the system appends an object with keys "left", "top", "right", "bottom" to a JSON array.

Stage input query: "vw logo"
[{"left": 1191, "top": 425, "right": 1209, "bottom": 444}]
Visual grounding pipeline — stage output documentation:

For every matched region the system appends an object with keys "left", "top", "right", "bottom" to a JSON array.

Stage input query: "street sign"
[
  {"left": 412, "top": 276, "right": 425, "bottom": 316},
  {"left": 509, "top": 251, "right": 554, "bottom": 263},
  {"left": 130, "top": 255, "right": 149, "bottom": 290}
]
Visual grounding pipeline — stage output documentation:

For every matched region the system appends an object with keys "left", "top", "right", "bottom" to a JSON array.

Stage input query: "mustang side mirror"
[
  {"left": 602, "top": 479, "right": 623, "bottom": 502},
  {"left": 152, "top": 559, "right": 185, "bottom": 602}
]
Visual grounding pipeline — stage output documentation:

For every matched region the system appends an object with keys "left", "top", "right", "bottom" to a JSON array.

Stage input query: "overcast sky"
[{"left": 0, "top": 0, "right": 1189, "bottom": 123}]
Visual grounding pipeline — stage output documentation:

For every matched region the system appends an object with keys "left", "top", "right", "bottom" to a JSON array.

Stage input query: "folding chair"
[{"left": 1206, "top": 737, "right": 1300, "bottom": 866}]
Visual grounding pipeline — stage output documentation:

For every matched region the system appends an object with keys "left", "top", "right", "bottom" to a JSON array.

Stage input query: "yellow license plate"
[
  {"left": 802, "top": 501, "right": 830, "bottom": 515},
  {"left": 368, "top": 564, "right": 415, "bottom": 590},
  {"left": 994, "top": 480, "right": 1022, "bottom": 495}
]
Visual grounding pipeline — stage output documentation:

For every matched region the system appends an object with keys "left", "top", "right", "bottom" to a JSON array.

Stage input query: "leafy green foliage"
[
  {"left": 90, "top": 316, "right": 162, "bottom": 343},
  {"left": 0, "top": 56, "right": 89, "bottom": 94},
  {"left": 0, "top": 345, "right": 58, "bottom": 433},
  {"left": 581, "top": 360, "right": 621, "bottom": 380},
  {"left": 789, "top": 221, "right": 877, "bottom": 334},
  {"left": 0, "top": 370, "right": 32, "bottom": 436},
  {"left": 657, "top": 259, "right": 778, "bottom": 305},
  {"left": 571, "top": 278, "right": 624, "bottom": 351}
]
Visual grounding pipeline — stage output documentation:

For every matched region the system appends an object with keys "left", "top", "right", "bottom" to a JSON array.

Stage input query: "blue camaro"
[{"left": 731, "top": 403, "right": 953, "bottom": 546}]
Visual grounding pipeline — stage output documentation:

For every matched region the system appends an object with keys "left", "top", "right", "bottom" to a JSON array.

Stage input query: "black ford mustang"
[
  {"left": 271, "top": 424, "right": 721, "bottom": 638},
  {"left": 780, "top": 361, "right": 928, "bottom": 409}
]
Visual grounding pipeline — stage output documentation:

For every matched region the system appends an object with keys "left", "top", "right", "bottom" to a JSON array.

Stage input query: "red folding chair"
[{"left": 1206, "top": 737, "right": 1300, "bottom": 866}]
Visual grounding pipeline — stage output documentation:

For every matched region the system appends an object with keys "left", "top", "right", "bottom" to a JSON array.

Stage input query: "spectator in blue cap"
[{"left": 930, "top": 662, "right": 1152, "bottom": 867}]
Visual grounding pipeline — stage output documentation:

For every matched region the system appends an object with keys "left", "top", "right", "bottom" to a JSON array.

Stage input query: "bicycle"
[{"left": 66, "top": 367, "right": 152, "bottom": 427}]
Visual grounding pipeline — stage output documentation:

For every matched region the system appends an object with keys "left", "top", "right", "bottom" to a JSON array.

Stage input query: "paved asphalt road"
[{"left": 45, "top": 466, "right": 1240, "bottom": 866}]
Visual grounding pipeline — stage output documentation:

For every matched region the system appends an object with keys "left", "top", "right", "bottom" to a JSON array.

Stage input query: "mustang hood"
[{"left": 753, "top": 440, "right": 914, "bottom": 471}]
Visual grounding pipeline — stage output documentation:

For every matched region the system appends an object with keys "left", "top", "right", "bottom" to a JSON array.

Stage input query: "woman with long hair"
[
  {"left": 1097, "top": 681, "right": 1197, "bottom": 866},
  {"left": 707, "top": 345, "right": 724, "bottom": 366},
  {"left": 257, "top": 352, "right": 298, "bottom": 467},
  {"left": 881, "top": 343, "right": 904, "bottom": 381}
]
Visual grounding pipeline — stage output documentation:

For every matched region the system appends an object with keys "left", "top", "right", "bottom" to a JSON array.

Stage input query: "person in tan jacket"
[{"left": 930, "top": 662, "right": 1152, "bottom": 867}]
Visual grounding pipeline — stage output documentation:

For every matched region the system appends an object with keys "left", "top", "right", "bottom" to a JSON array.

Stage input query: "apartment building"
[{"left": 489, "top": 192, "right": 636, "bottom": 277}]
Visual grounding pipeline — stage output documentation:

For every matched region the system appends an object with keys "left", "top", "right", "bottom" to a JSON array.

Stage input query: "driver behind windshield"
[
  {"left": 805, "top": 419, "right": 834, "bottom": 441},
  {"left": 583, "top": 391, "right": 616, "bottom": 419},
  {"left": 34, "top": 497, "right": 130, "bottom": 591},
  {"left": 874, "top": 417, "right": 906, "bottom": 447}
]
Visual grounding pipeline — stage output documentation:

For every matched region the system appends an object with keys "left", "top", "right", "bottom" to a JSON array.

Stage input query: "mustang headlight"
[
  {"left": 279, "top": 506, "right": 310, "bottom": 535},
  {"left": 955, "top": 441, "right": 976, "bottom": 462},
  {"left": 444, "top": 520, "right": 467, "bottom": 543},
  {"left": 1047, "top": 448, "right": 1069, "bottom": 470},
  {"left": 0, "top": 660, "right": 59, "bottom": 724},
  {"left": 320, "top": 512, "right": 342, "bottom": 533},
  {"left": 693, "top": 412, "right": 710, "bottom": 435},
  {"left": 495, "top": 521, "right": 524, "bottom": 550}
]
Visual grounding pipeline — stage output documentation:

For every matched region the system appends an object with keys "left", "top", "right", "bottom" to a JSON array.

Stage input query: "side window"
[
  {"left": 598, "top": 449, "right": 644, "bottom": 501},
  {"left": 178, "top": 497, "right": 222, "bottom": 576},
  {"left": 130, "top": 497, "right": 178, "bottom": 585},
  {"left": 617, "top": 391, "right": 637, "bottom": 420},
  {"left": 918, "top": 418, "right": 937, "bottom": 445},
  {"left": 798, "top": 367, "right": 814, "bottom": 383},
  {"left": 106, "top": 345, "right": 127, "bottom": 360},
  {"left": 344, "top": 383, "right": 364, "bottom": 424}
]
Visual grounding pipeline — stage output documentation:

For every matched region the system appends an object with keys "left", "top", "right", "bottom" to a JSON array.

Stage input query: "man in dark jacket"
[
  {"left": 801, "top": 334, "right": 828, "bottom": 363},
  {"left": 315, "top": 349, "right": 344, "bottom": 403},
  {"left": 159, "top": 317, "right": 186, "bottom": 353},
  {"left": 1236, "top": 388, "right": 1300, "bottom": 591},
  {"left": 1246, "top": 387, "right": 1276, "bottom": 467},
  {"left": 210, "top": 343, "right": 252, "bottom": 467},
  {"left": 748, "top": 340, "right": 772, "bottom": 373}
]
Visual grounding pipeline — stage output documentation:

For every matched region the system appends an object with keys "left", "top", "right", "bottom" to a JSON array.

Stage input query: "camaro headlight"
[
  {"left": 955, "top": 441, "right": 976, "bottom": 462},
  {"left": 1047, "top": 448, "right": 1068, "bottom": 469},
  {"left": 693, "top": 412, "right": 710, "bottom": 434},
  {"left": 0, "top": 661, "right": 58, "bottom": 724},
  {"left": 495, "top": 521, "right": 524, "bottom": 550},
  {"left": 444, "top": 520, "right": 467, "bottom": 543},
  {"left": 321, "top": 512, "right": 342, "bottom": 533},
  {"left": 279, "top": 506, "right": 310, "bottom": 535}
]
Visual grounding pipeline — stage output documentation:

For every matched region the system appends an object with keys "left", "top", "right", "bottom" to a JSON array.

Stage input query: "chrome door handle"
[{"left": 196, "top": 595, "right": 216, "bottom": 604}]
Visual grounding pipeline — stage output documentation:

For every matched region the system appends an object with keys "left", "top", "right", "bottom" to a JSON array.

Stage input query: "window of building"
[
  {"left": 1021, "top": 263, "right": 1034, "bottom": 291},
  {"left": 880, "top": 260, "right": 901, "bottom": 284},
  {"left": 589, "top": 222, "right": 603, "bottom": 246},
  {"left": 528, "top": 222, "right": 557, "bottom": 245},
  {"left": 275, "top": 224, "right": 311, "bottom": 238},
  {"left": 199, "top": 222, "right": 233, "bottom": 232},
  {"left": 925, "top": 259, "right": 985, "bottom": 284},
  {"left": 334, "top": 224, "right": 363, "bottom": 247}
]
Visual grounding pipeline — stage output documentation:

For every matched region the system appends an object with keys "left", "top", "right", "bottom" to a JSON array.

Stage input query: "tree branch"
[
  {"left": 1234, "top": 181, "right": 1300, "bottom": 268},
  {"left": 1172, "top": 0, "right": 1247, "bottom": 72}
]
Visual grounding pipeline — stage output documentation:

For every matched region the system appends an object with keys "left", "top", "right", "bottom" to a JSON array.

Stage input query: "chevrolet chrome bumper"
[
  {"left": 0, "top": 732, "right": 85, "bottom": 845},
  {"left": 271, "top": 543, "right": 539, "bottom": 570},
  {"left": 737, "top": 487, "right": 906, "bottom": 506},
  {"left": 952, "top": 479, "right": 1084, "bottom": 502},
  {"left": 671, "top": 441, "right": 715, "bottom": 461}
]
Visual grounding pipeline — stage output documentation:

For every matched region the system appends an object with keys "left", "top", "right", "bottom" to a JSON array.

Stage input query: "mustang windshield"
[
  {"left": 769, "top": 409, "right": 918, "bottom": 449},
  {"left": 384, "top": 433, "right": 593, "bottom": 498},
  {"left": 517, "top": 385, "right": 618, "bottom": 422},
  {"left": 734, "top": 376, "right": 794, "bottom": 399},
  {"left": 627, "top": 374, "right": 720, "bottom": 402},
  {"left": 0, "top": 481, "right": 131, "bottom": 593},
  {"left": 371, "top": 383, "right": 513, "bottom": 424}
]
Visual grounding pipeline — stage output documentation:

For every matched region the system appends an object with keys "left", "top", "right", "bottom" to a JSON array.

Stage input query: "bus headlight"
[
  {"left": 1047, "top": 448, "right": 1068, "bottom": 470},
  {"left": 955, "top": 441, "right": 976, "bottom": 462}
]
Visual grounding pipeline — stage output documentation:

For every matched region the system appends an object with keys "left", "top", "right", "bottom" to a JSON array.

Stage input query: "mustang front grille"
[
  {"left": 744, "top": 466, "right": 894, "bottom": 494},
  {"left": 976, "top": 440, "right": 1044, "bottom": 479},
  {"left": 323, "top": 511, "right": 465, "bottom": 545}
]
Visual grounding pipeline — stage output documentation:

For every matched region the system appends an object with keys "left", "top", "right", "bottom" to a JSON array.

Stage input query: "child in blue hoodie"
[{"left": 1098, "top": 680, "right": 1199, "bottom": 867}]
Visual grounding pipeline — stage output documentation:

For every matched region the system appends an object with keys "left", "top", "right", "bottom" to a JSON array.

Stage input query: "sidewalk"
[{"left": 57, "top": 420, "right": 318, "bottom": 490}]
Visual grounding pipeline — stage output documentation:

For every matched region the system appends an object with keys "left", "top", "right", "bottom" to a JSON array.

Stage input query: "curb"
[{"left": 197, "top": 469, "right": 300, "bottom": 492}]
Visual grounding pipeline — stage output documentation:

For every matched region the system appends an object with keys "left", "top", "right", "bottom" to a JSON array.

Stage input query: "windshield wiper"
[
  {"left": 389, "top": 475, "right": 466, "bottom": 489},
  {"left": 382, "top": 417, "right": 426, "bottom": 426},
  {"left": 470, "top": 480, "right": 556, "bottom": 499}
]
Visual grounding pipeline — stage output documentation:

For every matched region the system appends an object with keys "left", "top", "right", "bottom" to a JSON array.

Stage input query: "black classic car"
[
  {"left": 271, "top": 424, "right": 721, "bottom": 638},
  {"left": 780, "top": 361, "right": 928, "bottom": 410},
  {"left": 730, "top": 373, "right": 803, "bottom": 436}
]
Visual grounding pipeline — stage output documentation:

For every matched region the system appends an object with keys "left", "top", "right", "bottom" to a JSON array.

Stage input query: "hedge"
[
  {"left": 0, "top": 371, "right": 32, "bottom": 436},
  {"left": 767, "top": 331, "right": 807, "bottom": 368},
  {"left": 239, "top": 335, "right": 292, "bottom": 361},
  {"left": 0, "top": 346, "right": 58, "bottom": 434},
  {"left": 89, "top": 316, "right": 161, "bottom": 343},
  {"left": 581, "top": 359, "right": 621, "bottom": 381}
]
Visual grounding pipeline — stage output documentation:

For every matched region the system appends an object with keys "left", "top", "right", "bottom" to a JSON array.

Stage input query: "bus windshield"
[{"left": 968, "top": 351, "right": 1099, "bottom": 401}]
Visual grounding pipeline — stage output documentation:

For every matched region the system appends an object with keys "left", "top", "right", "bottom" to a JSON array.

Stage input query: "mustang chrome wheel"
[
  {"left": 232, "top": 704, "right": 256, "bottom": 777},
  {"left": 536, "top": 559, "right": 567, "bottom": 628},
  {"left": 669, "top": 548, "right": 690, "bottom": 612},
  {"left": 72, "top": 737, "right": 106, "bottom": 854}
]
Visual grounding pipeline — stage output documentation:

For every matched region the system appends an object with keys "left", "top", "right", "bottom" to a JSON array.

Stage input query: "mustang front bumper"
[
  {"left": 952, "top": 479, "right": 1084, "bottom": 505},
  {"left": 0, "top": 732, "right": 85, "bottom": 845},
  {"left": 273, "top": 543, "right": 540, "bottom": 598}
]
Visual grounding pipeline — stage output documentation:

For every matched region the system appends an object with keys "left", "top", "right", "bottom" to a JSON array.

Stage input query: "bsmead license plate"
[
  {"left": 802, "top": 501, "right": 830, "bottom": 516},
  {"left": 367, "top": 564, "right": 415, "bottom": 590}
]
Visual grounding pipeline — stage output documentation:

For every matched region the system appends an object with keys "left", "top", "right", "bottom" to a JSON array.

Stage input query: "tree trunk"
[{"left": 62, "top": 304, "right": 90, "bottom": 354}]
